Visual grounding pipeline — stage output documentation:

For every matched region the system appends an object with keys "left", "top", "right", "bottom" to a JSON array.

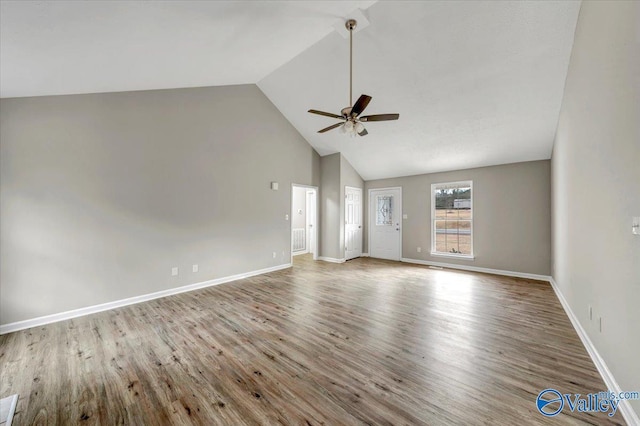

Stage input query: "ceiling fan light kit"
[
  {"left": 308, "top": 19, "right": 399, "bottom": 137},
  {"left": 341, "top": 120, "right": 366, "bottom": 137}
]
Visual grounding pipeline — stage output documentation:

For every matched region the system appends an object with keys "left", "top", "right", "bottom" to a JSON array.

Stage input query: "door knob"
[
  {"left": 358, "top": 225, "right": 362, "bottom": 229},
  {"left": 396, "top": 228, "right": 400, "bottom": 231}
]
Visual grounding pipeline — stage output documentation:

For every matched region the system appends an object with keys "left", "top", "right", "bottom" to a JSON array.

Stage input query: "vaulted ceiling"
[{"left": 0, "top": 0, "right": 580, "bottom": 180}]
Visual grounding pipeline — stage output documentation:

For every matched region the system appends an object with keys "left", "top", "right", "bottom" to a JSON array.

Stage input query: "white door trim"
[
  {"left": 306, "top": 190, "right": 315, "bottom": 256},
  {"left": 368, "top": 187, "right": 403, "bottom": 261},
  {"left": 291, "top": 184, "right": 318, "bottom": 263}
]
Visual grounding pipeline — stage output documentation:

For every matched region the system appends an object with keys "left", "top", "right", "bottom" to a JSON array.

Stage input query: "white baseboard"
[
  {"left": 0, "top": 263, "right": 292, "bottom": 335},
  {"left": 0, "top": 394, "right": 18, "bottom": 426},
  {"left": 400, "top": 257, "right": 551, "bottom": 281},
  {"left": 317, "top": 256, "right": 346, "bottom": 263},
  {"left": 549, "top": 278, "right": 640, "bottom": 425},
  {"left": 292, "top": 250, "right": 309, "bottom": 256},
  {"left": 361, "top": 253, "right": 370, "bottom": 257}
]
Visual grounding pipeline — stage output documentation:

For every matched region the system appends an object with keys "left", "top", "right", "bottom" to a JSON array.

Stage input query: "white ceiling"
[
  {"left": 259, "top": 1, "right": 581, "bottom": 179},
  {"left": 0, "top": 0, "right": 375, "bottom": 98},
  {"left": 1, "top": 1, "right": 580, "bottom": 180}
]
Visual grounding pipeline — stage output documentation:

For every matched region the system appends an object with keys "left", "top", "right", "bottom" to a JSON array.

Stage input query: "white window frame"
[{"left": 430, "top": 180, "right": 474, "bottom": 260}]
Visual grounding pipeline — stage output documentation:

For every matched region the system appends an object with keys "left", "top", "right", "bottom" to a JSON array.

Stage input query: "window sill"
[{"left": 430, "top": 252, "right": 475, "bottom": 261}]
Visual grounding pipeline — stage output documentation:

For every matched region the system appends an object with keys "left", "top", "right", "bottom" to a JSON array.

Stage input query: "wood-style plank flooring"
[{"left": 0, "top": 255, "right": 625, "bottom": 425}]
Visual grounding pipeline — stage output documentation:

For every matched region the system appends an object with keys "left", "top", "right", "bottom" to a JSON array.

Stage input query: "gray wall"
[
  {"left": 292, "top": 186, "right": 307, "bottom": 230},
  {"left": 551, "top": 0, "right": 640, "bottom": 416},
  {"left": 319, "top": 153, "right": 341, "bottom": 259},
  {"left": 318, "top": 153, "right": 364, "bottom": 260},
  {"left": 318, "top": 153, "right": 342, "bottom": 259},
  {"left": 365, "top": 160, "right": 551, "bottom": 275},
  {"left": 0, "top": 84, "right": 320, "bottom": 325}
]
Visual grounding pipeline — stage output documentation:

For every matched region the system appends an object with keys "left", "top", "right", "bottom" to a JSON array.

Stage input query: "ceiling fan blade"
[
  {"left": 351, "top": 94, "right": 372, "bottom": 117},
  {"left": 318, "top": 122, "right": 344, "bottom": 133},
  {"left": 308, "top": 109, "right": 344, "bottom": 119},
  {"left": 358, "top": 127, "right": 368, "bottom": 136},
  {"left": 360, "top": 113, "right": 400, "bottom": 122}
]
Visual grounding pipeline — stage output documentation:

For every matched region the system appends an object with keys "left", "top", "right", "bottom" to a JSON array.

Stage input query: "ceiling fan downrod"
[{"left": 347, "top": 19, "right": 357, "bottom": 108}]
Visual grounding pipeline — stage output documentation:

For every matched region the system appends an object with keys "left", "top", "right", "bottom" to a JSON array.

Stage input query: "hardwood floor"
[{"left": 0, "top": 255, "right": 625, "bottom": 425}]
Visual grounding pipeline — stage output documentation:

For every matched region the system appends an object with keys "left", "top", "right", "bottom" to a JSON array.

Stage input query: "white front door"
[
  {"left": 369, "top": 187, "right": 402, "bottom": 261},
  {"left": 345, "top": 186, "right": 363, "bottom": 260}
]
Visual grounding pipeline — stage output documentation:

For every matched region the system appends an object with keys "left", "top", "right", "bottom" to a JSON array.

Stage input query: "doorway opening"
[{"left": 291, "top": 184, "right": 318, "bottom": 264}]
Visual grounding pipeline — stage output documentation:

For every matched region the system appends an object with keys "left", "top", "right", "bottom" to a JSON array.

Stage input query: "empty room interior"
[{"left": 1, "top": 1, "right": 638, "bottom": 425}]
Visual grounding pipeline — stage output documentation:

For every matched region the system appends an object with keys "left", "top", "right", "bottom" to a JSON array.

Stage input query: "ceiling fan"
[{"left": 308, "top": 19, "right": 399, "bottom": 137}]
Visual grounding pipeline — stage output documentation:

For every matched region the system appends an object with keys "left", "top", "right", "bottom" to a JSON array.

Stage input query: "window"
[{"left": 431, "top": 181, "right": 473, "bottom": 258}]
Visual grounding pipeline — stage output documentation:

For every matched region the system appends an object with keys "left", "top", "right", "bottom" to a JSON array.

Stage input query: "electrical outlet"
[
  {"left": 589, "top": 305, "right": 592, "bottom": 320},
  {"left": 272, "top": 252, "right": 277, "bottom": 259},
  {"left": 192, "top": 264, "right": 198, "bottom": 273},
  {"left": 171, "top": 267, "right": 178, "bottom": 276},
  {"left": 285, "top": 214, "right": 289, "bottom": 221},
  {"left": 417, "top": 247, "right": 422, "bottom": 253}
]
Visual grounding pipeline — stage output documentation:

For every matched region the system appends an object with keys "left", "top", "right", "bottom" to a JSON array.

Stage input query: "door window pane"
[{"left": 376, "top": 195, "right": 393, "bottom": 226}]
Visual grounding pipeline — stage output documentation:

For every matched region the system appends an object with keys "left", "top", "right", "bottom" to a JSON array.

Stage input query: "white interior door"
[
  {"left": 369, "top": 188, "right": 402, "bottom": 261},
  {"left": 306, "top": 190, "right": 316, "bottom": 256},
  {"left": 345, "top": 186, "right": 363, "bottom": 260}
]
